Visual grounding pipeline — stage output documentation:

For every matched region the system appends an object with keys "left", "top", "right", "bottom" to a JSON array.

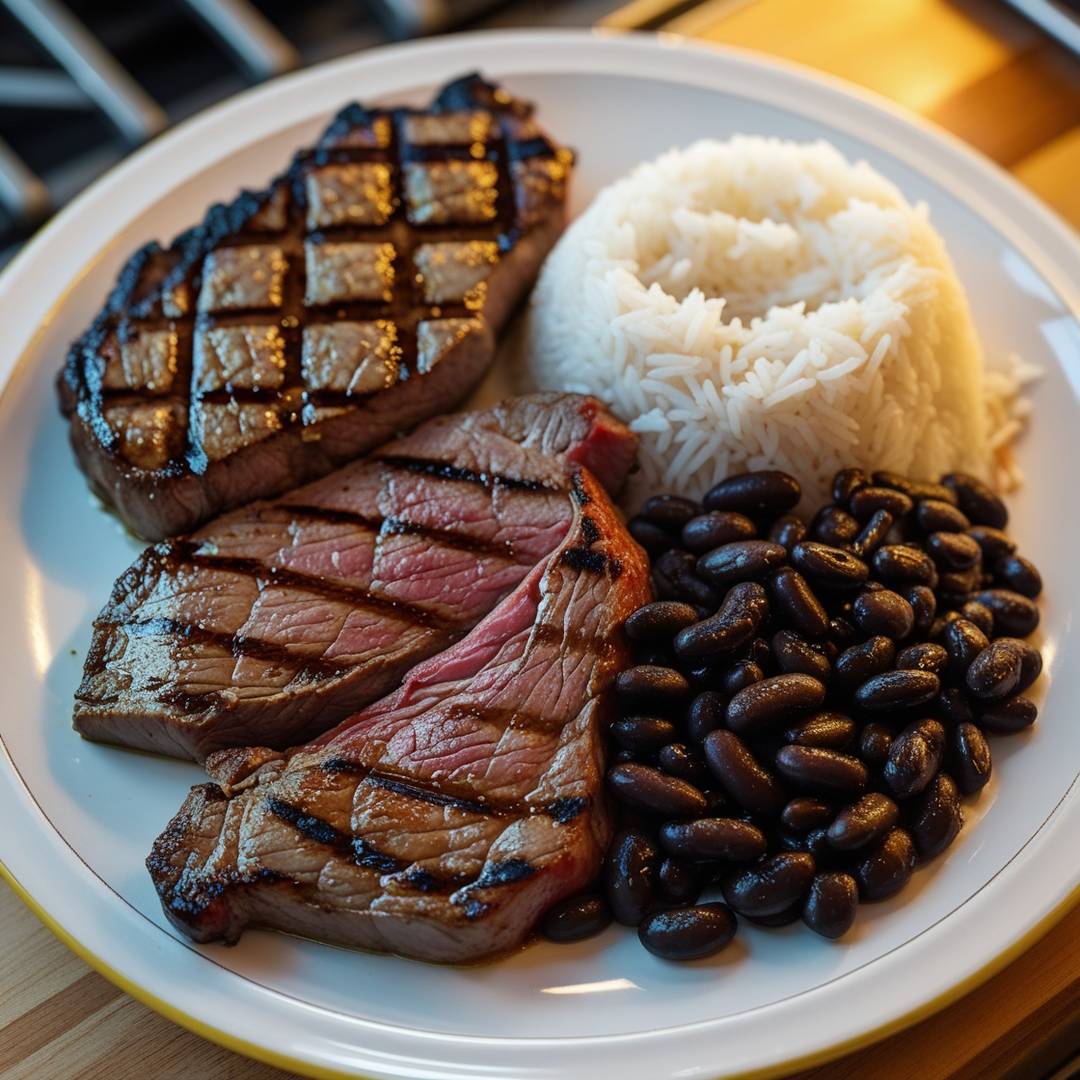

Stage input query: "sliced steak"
[
  {"left": 75, "top": 394, "right": 636, "bottom": 761},
  {"left": 58, "top": 74, "right": 572, "bottom": 539},
  {"left": 148, "top": 462, "right": 650, "bottom": 962}
]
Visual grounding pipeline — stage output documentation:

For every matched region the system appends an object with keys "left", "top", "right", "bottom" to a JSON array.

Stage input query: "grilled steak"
[
  {"left": 58, "top": 74, "right": 572, "bottom": 540},
  {"left": 75, "top": 394, "right": 636, "bottom": 761},
  {"left": 148, "top": 459, "right": 650, "bottom": 962}
]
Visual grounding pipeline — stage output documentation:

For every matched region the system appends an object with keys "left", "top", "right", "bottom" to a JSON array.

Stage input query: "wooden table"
[{"left": 3, "top": 2, "right": 1078, "bottom": 1077}]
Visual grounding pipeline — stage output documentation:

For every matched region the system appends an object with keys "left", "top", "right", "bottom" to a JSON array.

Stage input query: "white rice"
[{"left": 525, "top": 136, "right": 1029, "bottom": 506}]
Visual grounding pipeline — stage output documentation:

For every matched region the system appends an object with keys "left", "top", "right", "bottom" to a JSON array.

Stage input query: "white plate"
[{"left": 1, "top": 30, "right": 1078, "bottom": 1080}]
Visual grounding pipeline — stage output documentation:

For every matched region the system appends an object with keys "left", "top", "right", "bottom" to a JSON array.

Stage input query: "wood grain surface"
[{"left": 3, "top": 1, "right": 1079, "bottom": 1077}]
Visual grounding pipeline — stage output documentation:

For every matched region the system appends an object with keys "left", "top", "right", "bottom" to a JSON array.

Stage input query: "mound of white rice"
[{"left": 525, "top": 136, "right": 1028, "bottom": 506}]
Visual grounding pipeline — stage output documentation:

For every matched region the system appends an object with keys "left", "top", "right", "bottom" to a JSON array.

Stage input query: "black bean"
[
  {"left": 811, "top": 505, "right": 861, "bottom": 545},
  {"left": 782, "top": 711, "right": 856, "bottom": 750},
  {"left": 851, "top": 509, "right": 894, "bottom": 559},
  {"left": 853, "top": 588, "right": 915, "bottom": 640},
  {"left": 895, "top": 641, "right": 948, "bottom": 675},
  {"left": 605, "top": 829, "right": 659, "bottom": 926},
  {"left": 541, "top": 894, "right": 612, "bottom": 943},
  {"left": 942, "top": 473, "right": 1007, "bottom": 528},
  {"left": 855, "top": 669, "right": 940, "bottom": 712},
  {"left": 802, "top": 871, "right": 859, "bottom": 939},
  {"left": 938, "top": 567, "right": 982, "bottom": 598},
  {"left": 872, "top": 471, "right": 956, "bottom": 504},
  {"left": 951, "top": 722, "right": 992, "bottom": 795},
  {"left": 994, "top": 555, "right": 1042, "bottom": 599},
  {"left": 942, "top": 618, "right": 990, "bottom": 676},
  {"left": 659, "top": 817, "right": 767, "bottom": 862},
  {"left": 771, "top": 630, "right": 831, "bottom": 680},
  {"left": 832, "top": 467, "right": 870, "bottom": 504},
  {"left": 927, "top": 531, "right": 981, "bottom": 571},
  {"left": 978, "top": 694, "right": 1037, "bottom": 734},
  {"left": 775, "top": 745, "right": 869, "bottom": 797},
  {"left": 850, "top": 486, "right": 913, "bottom": 521},
  {"left": 697, "top": 540, "right": 788, "bottom": 587},
  {"left": 624, "top": 601, "right": 700, "bottom": 645},
  {"left": 629, "top": 517, "right": 675, "bottom": 556},
  {"left": 607, "top": 763, "right": 708, "bottom": 818},
  {"left": 966, "top": 639, "right": 1024, "bottom": 701},
  {"left": 769, "top": 514, "right": 807, "bottom": 551},
  {"left": 703, "top": 730, "right": 787, "bottom": 817},
  {"left": 612, "top": 748, "right": 637, "bottom": 765},
  {"left": 674, "top": 581, "right": 768, "bottom": 659},
  {"left": 959, "top": 600, "right": 994, "bottom": 637},
  {"left": 742, "top": 637, "right": 773, "bottom": 669},
  {"left": 641, "top": 494, "right": 701, "bottom": 529},
  {"left": 872, "top": 544, "right": 937, "bottom": 586},
  {"left": 859, "top": 722, "right": 894, "bottom": 767},
  {"left": 612, "top": 717, "right": 678, "bottom": 753},
  {"left": 934, "top": 687, "right": 976, "bottom": 726},
  {"left": 704, "top": 470, "right": 801, "bottom": 516},
  {"left": 658, "top": 743, "right": 710, "bottom": 786},
  {"left": 835, "top": 636, "right": 896, "bottom": 690},
  {"left": 856, "top": 827, "right": 917, "bottom": 901},
  {"left": 657, "top": 858, "right": 702, "bottom": 906},
  {"left": 723, "top": 852, "right": 816, "bottom": 917},
  {"left": 681, "top": 510, "right": 757, "bottom": 554},
  {"left": 791, "top": 542, "right": 869, "bottom": 589},
  {"left": 745, "top": 903, "right": 804, "bottom": 927},
  {"left": 723, "top": 660, "right": 764, "bottom": 696},
  {"left": 906, "top": 585, "right": 937, "bottom": 635},
  {"left": 911, "top": 773, "right": 963, "bottom": 860},
  {"left": 968, "top": 526, "right": 1016, "bottom": 563},
  {"left": 684, "top": 660, "right": 724, "bottom": 692},
  {"left": 686, "top": 691, "right": 725, "bottom": 744},
  {"left": 827, "top": 793, "right": 900, "bottom": 853},
  {"left": 769, "top": 567, "right": 830, "bottom": 640},
  {"left": 726, "top": 673, "right": 827, "bottom": 734},
  {"left": 781, "top": 797, "right": 834, "bottom": 832},
  {"left": 883, "top": 719, "right": 945, "bottom": 799},
  {"left": 1008, "top": 638, "right": 1043, "bottom": 691},
  {"left": 653, "top": 549, "right": 721, "bottom": 609},
  {"left": 615, "top": 665, "right": 690, "bottom": 711},
  {"left": 638, "top": 903, "right": 737, "bottom": 961},
  {"left": 916, "top": 499, "right": 970, "bottom": 534}
]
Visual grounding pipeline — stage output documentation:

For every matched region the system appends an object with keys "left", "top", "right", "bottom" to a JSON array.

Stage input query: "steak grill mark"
[{"left": 375, "top": 454, "right": 565, "bottom": 494}]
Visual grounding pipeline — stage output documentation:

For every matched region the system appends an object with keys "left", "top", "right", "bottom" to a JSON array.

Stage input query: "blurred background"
[{"left": 0, "top": 0, "right": 1078, "bottom": 266}]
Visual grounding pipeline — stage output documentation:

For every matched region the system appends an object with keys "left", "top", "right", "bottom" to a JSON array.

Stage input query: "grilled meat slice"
[
  {"left": 75, "top": 394, "right": 636, "bottom": 761},
  {"left": 148, "top": 463, "right": 650, "bottom": 962},
  {"left": 58, "top": 74, "right": 573, "bottom": 540}
]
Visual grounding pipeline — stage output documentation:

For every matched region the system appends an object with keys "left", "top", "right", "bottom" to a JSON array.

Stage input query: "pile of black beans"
[{"left": 540, "top": 467, "right": 1043, "bottom": 961}]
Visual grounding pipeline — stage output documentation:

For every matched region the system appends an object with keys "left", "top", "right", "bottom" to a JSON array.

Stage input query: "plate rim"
[{"left": 1, "top": 27, "right": 1079, "bottom": 1080}]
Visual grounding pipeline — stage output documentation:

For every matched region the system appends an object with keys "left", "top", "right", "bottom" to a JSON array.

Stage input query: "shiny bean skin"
[
  {"left": 937, "top": 567, "right": 982, "bottom": 597},
  {"left": 628, "top": 517, "right": 675, "bottom": 557},
  {"left": 638, "top": 903, "right": 737, "bottom": 961},
  {"left": 852, "top": 588, "right": 915, "bottom": 639},
  {"left": 906, "top": 585, "right": 937, "bottom": 635},
  {"left": 994, "top": 555, "right": 1042, "bottom": 598},
  {"left": 686, "top": 691, "right": 725, "bottom": 744},
  {"left": 859, "top": 722, "right": 894, "bottom": 767},
  {"left": 653, "top": 550, "right": 721, "bottom": 609},
  {"left": 615, "top": 665, "right": 691, "bottom": 710},
  {"left": 605, "top": 829, "right": 659, "bottom": 926},
  {"left": 927, "top": 530, "right": 981, "bottom": 571},
  {"left": 895, "top": 641, "right": 948, "bottom": 675},
  {"left": 968, "top": 526, "right": 1016, "bottom": 563},
  {"left": 827, "top": 793, "right": 900, "bottom": 851},
  {"left": 726, "top": 673, "right": 827, "bottom": 735},
  {"left": 942, "top": 618, "right": 990, "bottom": 676},
  {"left": 775, "top": 745, "right": 869, "bottom": 797},
  {"left": 674, "top": 581, "right": 768, "bottom": 659},
  {"left": 834, "top": 636, "right": 896, "bottom": 690},
  {"left": 704, "top": 730, "right": 787, "bottom": 817},
  {"left": 851, "top": 509, "right": 894, "bottom": 559},
  {"left": 959, "top": 600, "right": 995, "bottom": 637},
  {"left": 935, "top": 686, "right": 976, "bottom": 725},
  {"left": 802, "top": 872, "right": 859, "bottom": 939},
  {"left": 829, "top": 615, "right": 858, "bottom": 647},
  {"left": 872, "top": 471, "right": 956, "bottom": 504},
  {"left": 966, "top": 639, "right": 1024, "bottom": 700},
  {"left": 723, "top": 852, "right": 817, "bottom": 917},
  {"left": 607, "top": 763, "right": 708, "bottom": 818},
  {"left": 978, "top": 694, "right": 1038, "bottom": 734},
  {"left": 811, "top": 505, "right": 861, "bottom": 545},
  {"left": 681, "top": 511, "right": 757, "bottom": 554},
  {"left": 657, "top": 858, "right": 701, "bottom": 905},
  {"left": 771, "top": 630, "right": 831, "bottom": 680},
  {"left": 641, "top": 494, "right": 701, "bottom": 529},
  {"left": 790, "top": 542, "right": 869, "bottom": 589},
  {"left": 769, "top": 514, "right": 807, "bottom": 551},
  {"left": 883, "top": 719, "right": 946, "bottom": 799},
  {"left": 850, "top": 486, "right": 913, "bottom": 521},
  {"left": 1012, "top": 639, "right": 1043, "bottom": 691},
  {"left": 911, "top": 773, "right": 963, "bottom": 860},
  {"left": 854, "top": 669, "right": 940, "bottom": 712},
  {"left": 782, "top": 712, "right": 856, "bottom": 750},
  {"left": 872, "top": 544, "right": 937, "bottom": 586},
  {"left": 943, "top": 473, "right": 1008, "bottom": 528},
  {"left": 916, "top": 499, "right": 971, "bottom": 534},
  {"left": 781, "top": 797, "right": 834, "bottom": 832},
  {"left": 769, "top": 568, "right": 830, "bottom": 639},
  {"left": 703, "top": 470, "right": 801, "bottom": 516},
  {"left": 697, "top": 540, "right": 788, "bottom": 588},
  {"left": 624, "top": 601, "right": 700, "bottom": 644},
  {"left": 856, "top": 827, "right": 917, "bottom": 901},
  {"left": 611, "top": 717, "right": 677, "bottom": 753},
  {"left": 723, "top": 660, "right": 764, "bottom": 696},
  {"left": 541, "top": 894, "right": 612, "bottom": 943},
  {"left": 657, "top": 743, "right": 710, "bottom": 786},
  {"left": 744, "top": 903, "right": 804, "bottom": 927},
  {"left": 659, "top": 817, "right": 767, "bottom": 862},
  {"left": 832, "top": 467, "right": 870, "bottom": 504},
  {"left": 951, "top": 722, "right": 993, "bottom": 794}
]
